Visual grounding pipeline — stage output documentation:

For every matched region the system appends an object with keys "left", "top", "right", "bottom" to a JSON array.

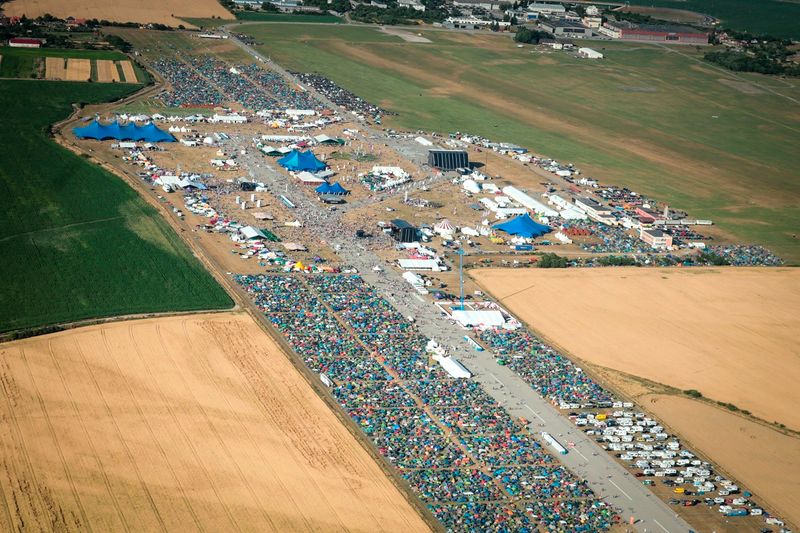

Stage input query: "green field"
[
  {"left": 622, "top": 0, "right": 800, "bottom": 39},
  {"left": 0, "top": 46, "right": 130, "bottom": 79},
  {"left": 240, "top": 24, "right": 800, "bottom": 262},
  {"left": 0, "top": 80, "right": 232, "bottom": 333}
]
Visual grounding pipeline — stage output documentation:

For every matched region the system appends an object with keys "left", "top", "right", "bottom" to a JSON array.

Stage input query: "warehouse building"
[
  {"left": 599, "top": 21, "right": 709, "bottom": 44},
  {"left": 540, "top": 20, "right": 592, "bottom": 38},
  {"left": 428, "top": 149, "right": 469, "bottom": 171}
]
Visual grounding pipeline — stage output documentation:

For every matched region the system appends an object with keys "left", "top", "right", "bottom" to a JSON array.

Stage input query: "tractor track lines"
[
  {"left": 141, "top": 324, "right": 243, "bottom": 532},
  {"left": 75, "top": 333, "right": 168, "bottom": 532},
  {"left": 118, "top": 326, "right": 209, "bottom": 533},
  {"left": 49, "top": 339, "right": 130, "bottom": 533},
  {"left": 199, "top": 319, "right": 353, "bottom": 531},
  {"left": 178, "top": 319, "right": 299, "bottom": 532},
  {"left": 18, "top": 345, "right": 91, "bottom": 532}
]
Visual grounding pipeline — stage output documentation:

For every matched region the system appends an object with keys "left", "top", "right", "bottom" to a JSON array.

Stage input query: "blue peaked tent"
[
  {"left": 315, "top": 182, "right": 349, "bottom": 195},
  {"left": 278, "top": 150, "right": 327, "bottom": 172},
  {"left": 73, "top": 120, "right": 175, "bottom": 142},
  {"left": 493, "top": 213, "right": 551, "bottom": 238}
]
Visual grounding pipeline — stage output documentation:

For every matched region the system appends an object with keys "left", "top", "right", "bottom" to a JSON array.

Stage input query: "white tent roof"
[
  {"left": 295, "top": 171, "right": 326, "bottom": 184},
  {"left": 240, "top": 226, "right": 268, "bottom": 240},
  {"left": 451, "top": 310, "right": 505, "bottom": 328},
  {"left": 398, "top": 259, "right": 440, "bottom": 271},
  {"left": 436, "top": 356, "right": 472, "bottom": 379}
]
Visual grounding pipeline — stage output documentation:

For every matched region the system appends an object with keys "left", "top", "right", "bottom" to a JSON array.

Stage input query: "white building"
[
  {"left": 211, "top": 113, "right": 248, "bottom": 124},
  {"left": 502, "top": 186, "right": 559, "bottom": 217},
  {"left": 575, "top": 197, "right": 617, "bottom": 225},
  {"left": 578, "top": 47, "right": 604, "bottom": 59}
]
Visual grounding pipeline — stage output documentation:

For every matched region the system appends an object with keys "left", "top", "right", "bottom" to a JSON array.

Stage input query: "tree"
[{"left": 537, "top": 253, "right": 568, "bottom": 268}]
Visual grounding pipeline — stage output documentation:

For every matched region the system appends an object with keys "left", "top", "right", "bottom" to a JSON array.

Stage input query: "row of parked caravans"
[{"left": 576, "top": 410, "right": 731, "bottom": 491}]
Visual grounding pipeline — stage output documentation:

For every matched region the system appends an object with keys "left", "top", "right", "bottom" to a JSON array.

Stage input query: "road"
[{"left": 220, "top": 33, "right": 694, "bottom": 533}]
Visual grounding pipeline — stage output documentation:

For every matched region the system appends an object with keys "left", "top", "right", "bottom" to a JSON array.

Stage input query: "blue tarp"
[
  {"left": 278, "top": 149, "right": 327, "bottom": 172},
  {"left": 315, "top": 182, "right": 349, "bottom": 195},
  {"left": 73, "top": 120, "right": 175, "bottom": 142},
  {"left": 493, "top": 213, "right": 551, "bottom": 238}
]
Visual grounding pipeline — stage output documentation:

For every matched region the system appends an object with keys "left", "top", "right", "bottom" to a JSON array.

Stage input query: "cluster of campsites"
[{"left": 278, "top": 149, "right": 349, "bottom": 199}]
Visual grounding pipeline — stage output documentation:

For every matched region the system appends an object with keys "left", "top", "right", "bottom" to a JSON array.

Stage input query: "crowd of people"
[
  {"left": 235, "top": 273, "right": 617, "bottom": 532},
  {"left": 478, "top": 328, "right": 613, "bottom": 409},
  {"left": 150, "top": 55, "right": 322, "bottom": 111},
  {"left": 291, "top": 72, "right": 389, "bottom": 118},
  {"left": 151, "top": 57, "right": 224, "bottom": 107},
  {"left": 239, "top": 64, "right": 320, "bottom": 110}
]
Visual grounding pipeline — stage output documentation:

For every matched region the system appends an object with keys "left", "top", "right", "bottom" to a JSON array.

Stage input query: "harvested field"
[
  {"left": 0, "top": 313, "right": 430, "bottom": 532},
  {"left": 119, "top": 60, "right": 137, "bottom": 83},
  {"left": 2, "top": 0, "right": 234, "bottom": 29},
  {"left": 45, "top": 56, "right": 67, "bottom": 80},
  {"left": 96, "top": 59, "right": 120, "bottom": 82},
  {"left": 644, "top": 394, "right": 800, "bottom": 528},
  {"left": 65, "top": 58, "right": 90, "bottom": 81},
  {"left": 471, "top": 267, "right": 800, "bottom": 430}
]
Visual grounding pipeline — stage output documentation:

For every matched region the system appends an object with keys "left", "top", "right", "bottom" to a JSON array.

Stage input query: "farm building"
[
  {"left": 540, "top": 20, "right": 591, "bottom": 38},
  {"left": 428, "top": 149, "right": 469, "bottom": 170},
  {"left": 9, "top": 37, "right": 44, "bottom": 48},
  {"left": 599, "top": 21, "right": 709, "bottom": 44},
  {"left": 640, "top": 228, "right": 673, "bottom": 249},
  {"left": 578, "top": 47, "right": 603, "bottom": 59}
]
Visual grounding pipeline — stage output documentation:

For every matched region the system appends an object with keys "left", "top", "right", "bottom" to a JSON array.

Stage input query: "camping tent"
[
  {"left": 315, "top": 182, "right": 349, "bottom": 195},
  {"left": 493, "top": 213, "right": 551, "bottom": 238},
  {"left": 73, "top": 120, "right": 175, "bottom": 142},
  {"left": 277, "top": 150, "right": 326, "bottom": 172}
]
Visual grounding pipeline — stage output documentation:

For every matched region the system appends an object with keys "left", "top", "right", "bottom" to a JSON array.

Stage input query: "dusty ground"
[
  {"left": 0, "top": 313, "right": 430, "bottom": 532},
  {"left": 471, "top": 267, "right": 800, "bottom": 430},
  {"left": 643, "top": 394, "right": 800, "bottom": 528},
  {"left": 3, "top": 0, "right": 233, "bottom": 28}
]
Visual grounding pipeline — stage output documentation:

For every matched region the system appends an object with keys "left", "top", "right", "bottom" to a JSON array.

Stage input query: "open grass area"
[
  {"left": 239, "top": 24, "right": 800, "bottom": 262},
  {"left": 0, "top": 80, "right": 232, "bottom": 333},
  {"left": 0, "top": 47, "right": 131, "bottom": 79},
  {"left": 0, "top": 46, "right": 128, "bottom": 60},
  {"left": 622, "top": 0, "right": 800, "bottom": 39},
  {"left": 105, "top": 27, "right": 252, "bottom": 63}
]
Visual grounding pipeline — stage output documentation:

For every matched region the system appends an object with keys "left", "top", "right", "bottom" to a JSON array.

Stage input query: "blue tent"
[
  {"left": 73, "top": 120, "right": 175, "bottom": 142},
  {"left": 315, "top": 182, "right": 349, "bottom": 195},
  {"left": 278, "top": 150, "right": 327, "bottom": 172},
  {"left": 493, "top": 213, "right": 551, "bottom": 238}
]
